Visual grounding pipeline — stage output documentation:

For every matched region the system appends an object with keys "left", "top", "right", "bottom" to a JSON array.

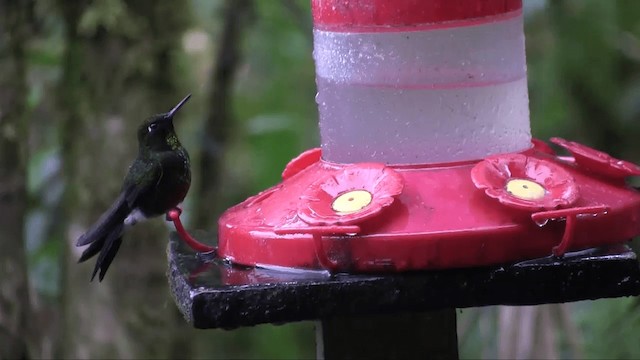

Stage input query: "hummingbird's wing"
[
  {"left": 77, "top": 157, "right": 164, "bottom": 247},
  {"left": 122, "top": 157, "right": 163, "bottom": 209},
  {"left": 76, "top": 192, "right": 130, "bottom": 247},
  {"left": 77, "top": 158, "right": 161, "bottom": 282}
]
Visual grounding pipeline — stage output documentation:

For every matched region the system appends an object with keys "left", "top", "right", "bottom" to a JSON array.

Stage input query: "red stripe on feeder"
[{"left": 312, "top": 0, "right": 522, "bottom": 32}]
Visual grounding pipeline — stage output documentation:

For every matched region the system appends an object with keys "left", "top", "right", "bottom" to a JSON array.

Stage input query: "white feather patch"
[{"left": 124, "top": 209, "right": 147, "bottom": 227}]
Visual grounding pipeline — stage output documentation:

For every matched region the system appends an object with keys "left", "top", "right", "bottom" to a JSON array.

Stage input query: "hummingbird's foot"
[
  {"left": 166, "top": 207, "right": 182, "bottom": 221},
  {"left": 166, "top": 208, "right": 217, "bottom": 254}
]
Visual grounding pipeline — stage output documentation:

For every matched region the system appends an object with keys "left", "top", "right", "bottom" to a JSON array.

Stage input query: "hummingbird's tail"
[{"left": 76, "top": 193, "right": 130, "bottom": 282}]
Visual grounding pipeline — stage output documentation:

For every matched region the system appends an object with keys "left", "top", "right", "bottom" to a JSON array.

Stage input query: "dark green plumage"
[{"left": 77, "top": 94, "right": 192, "bottom": 282}]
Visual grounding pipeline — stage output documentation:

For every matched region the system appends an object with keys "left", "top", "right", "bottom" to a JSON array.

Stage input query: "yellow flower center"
[
  {"left": 332, "top": 190, "right": 373, "bottom": 214},
  {"left": 505, "top": 179, "right": 546, "bottom": 200}
]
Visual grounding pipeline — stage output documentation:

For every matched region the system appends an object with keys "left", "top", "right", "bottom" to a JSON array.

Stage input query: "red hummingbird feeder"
[{"left": 171, "top": 0, "right": 640, "bottom": 273}]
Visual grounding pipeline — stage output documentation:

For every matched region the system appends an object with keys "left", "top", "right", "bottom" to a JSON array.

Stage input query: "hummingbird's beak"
[{"left": 167, "top": 94, "right": 192, "bottom": 119}]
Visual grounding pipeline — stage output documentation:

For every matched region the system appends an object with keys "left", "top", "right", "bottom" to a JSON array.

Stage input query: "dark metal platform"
[{"left": 167, "top": 232, "right": 640, "bottom": 329}]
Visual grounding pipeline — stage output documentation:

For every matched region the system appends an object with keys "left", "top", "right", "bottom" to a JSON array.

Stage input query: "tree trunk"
[
  {"left": 0, "top": 0, "right": 33, "bottom": 358},
  {"left": 56, "top": 1, "right": 192, "bottom": 357}
]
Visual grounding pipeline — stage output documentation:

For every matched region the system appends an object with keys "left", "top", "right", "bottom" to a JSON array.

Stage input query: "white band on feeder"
[{"left": 314, "top": 12, "right": 531, "bottom": 164}]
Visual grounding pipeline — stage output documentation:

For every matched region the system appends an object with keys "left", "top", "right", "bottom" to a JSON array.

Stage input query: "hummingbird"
[{"left": 76, "top": 94, "right": 192, "bottom": 282}]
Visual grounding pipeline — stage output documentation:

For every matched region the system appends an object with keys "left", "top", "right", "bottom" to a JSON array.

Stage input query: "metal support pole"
[{"left": 316, "top": 309, "right": 459, "bottom": 360}]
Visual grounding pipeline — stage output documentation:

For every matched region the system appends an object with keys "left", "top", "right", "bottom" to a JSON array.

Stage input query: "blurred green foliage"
[
  {"left": 16, "top": 0, "right": 640, "bottom": 358},
  {"left": 576, "top": 297, "right": 640, "bottom": 359},
  {"left": 236, "top": 0, "right": 316, "bottom": 194}
]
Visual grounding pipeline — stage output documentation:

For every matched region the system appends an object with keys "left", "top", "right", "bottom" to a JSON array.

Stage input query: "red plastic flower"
[
  {"left": 551, "top": 137, "right": 640, "bottom": 179},
  {"left": 298, "top": 163, "right": 404, "bottom": 226},
  {"left": 471, "top": 154, "right": 579, "bottom": 211},
  {"left": 282, "top": 148, "right": 322, "bottom": 180}
]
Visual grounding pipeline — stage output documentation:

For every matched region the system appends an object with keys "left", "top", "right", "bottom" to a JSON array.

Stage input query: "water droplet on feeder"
[{"left": 534, "top": 218, "right": 549, "bottom": 227}]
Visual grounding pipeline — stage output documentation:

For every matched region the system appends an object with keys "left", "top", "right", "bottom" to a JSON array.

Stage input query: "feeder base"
[
  {"left": 218, "top": 142, "right": 640, "bottom": 273},
  {"left": 168, "top": 232, "right": 640, "bottom": 329}
]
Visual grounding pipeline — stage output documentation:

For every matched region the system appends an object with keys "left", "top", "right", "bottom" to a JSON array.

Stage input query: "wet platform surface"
[{"left": 167, "top": 232, "right": 640, "bottom": 329}]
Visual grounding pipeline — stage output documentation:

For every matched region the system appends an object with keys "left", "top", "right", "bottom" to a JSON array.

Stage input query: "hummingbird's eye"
[{"left": 148, "top": 123, "right": 158, "bottom": 132}]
